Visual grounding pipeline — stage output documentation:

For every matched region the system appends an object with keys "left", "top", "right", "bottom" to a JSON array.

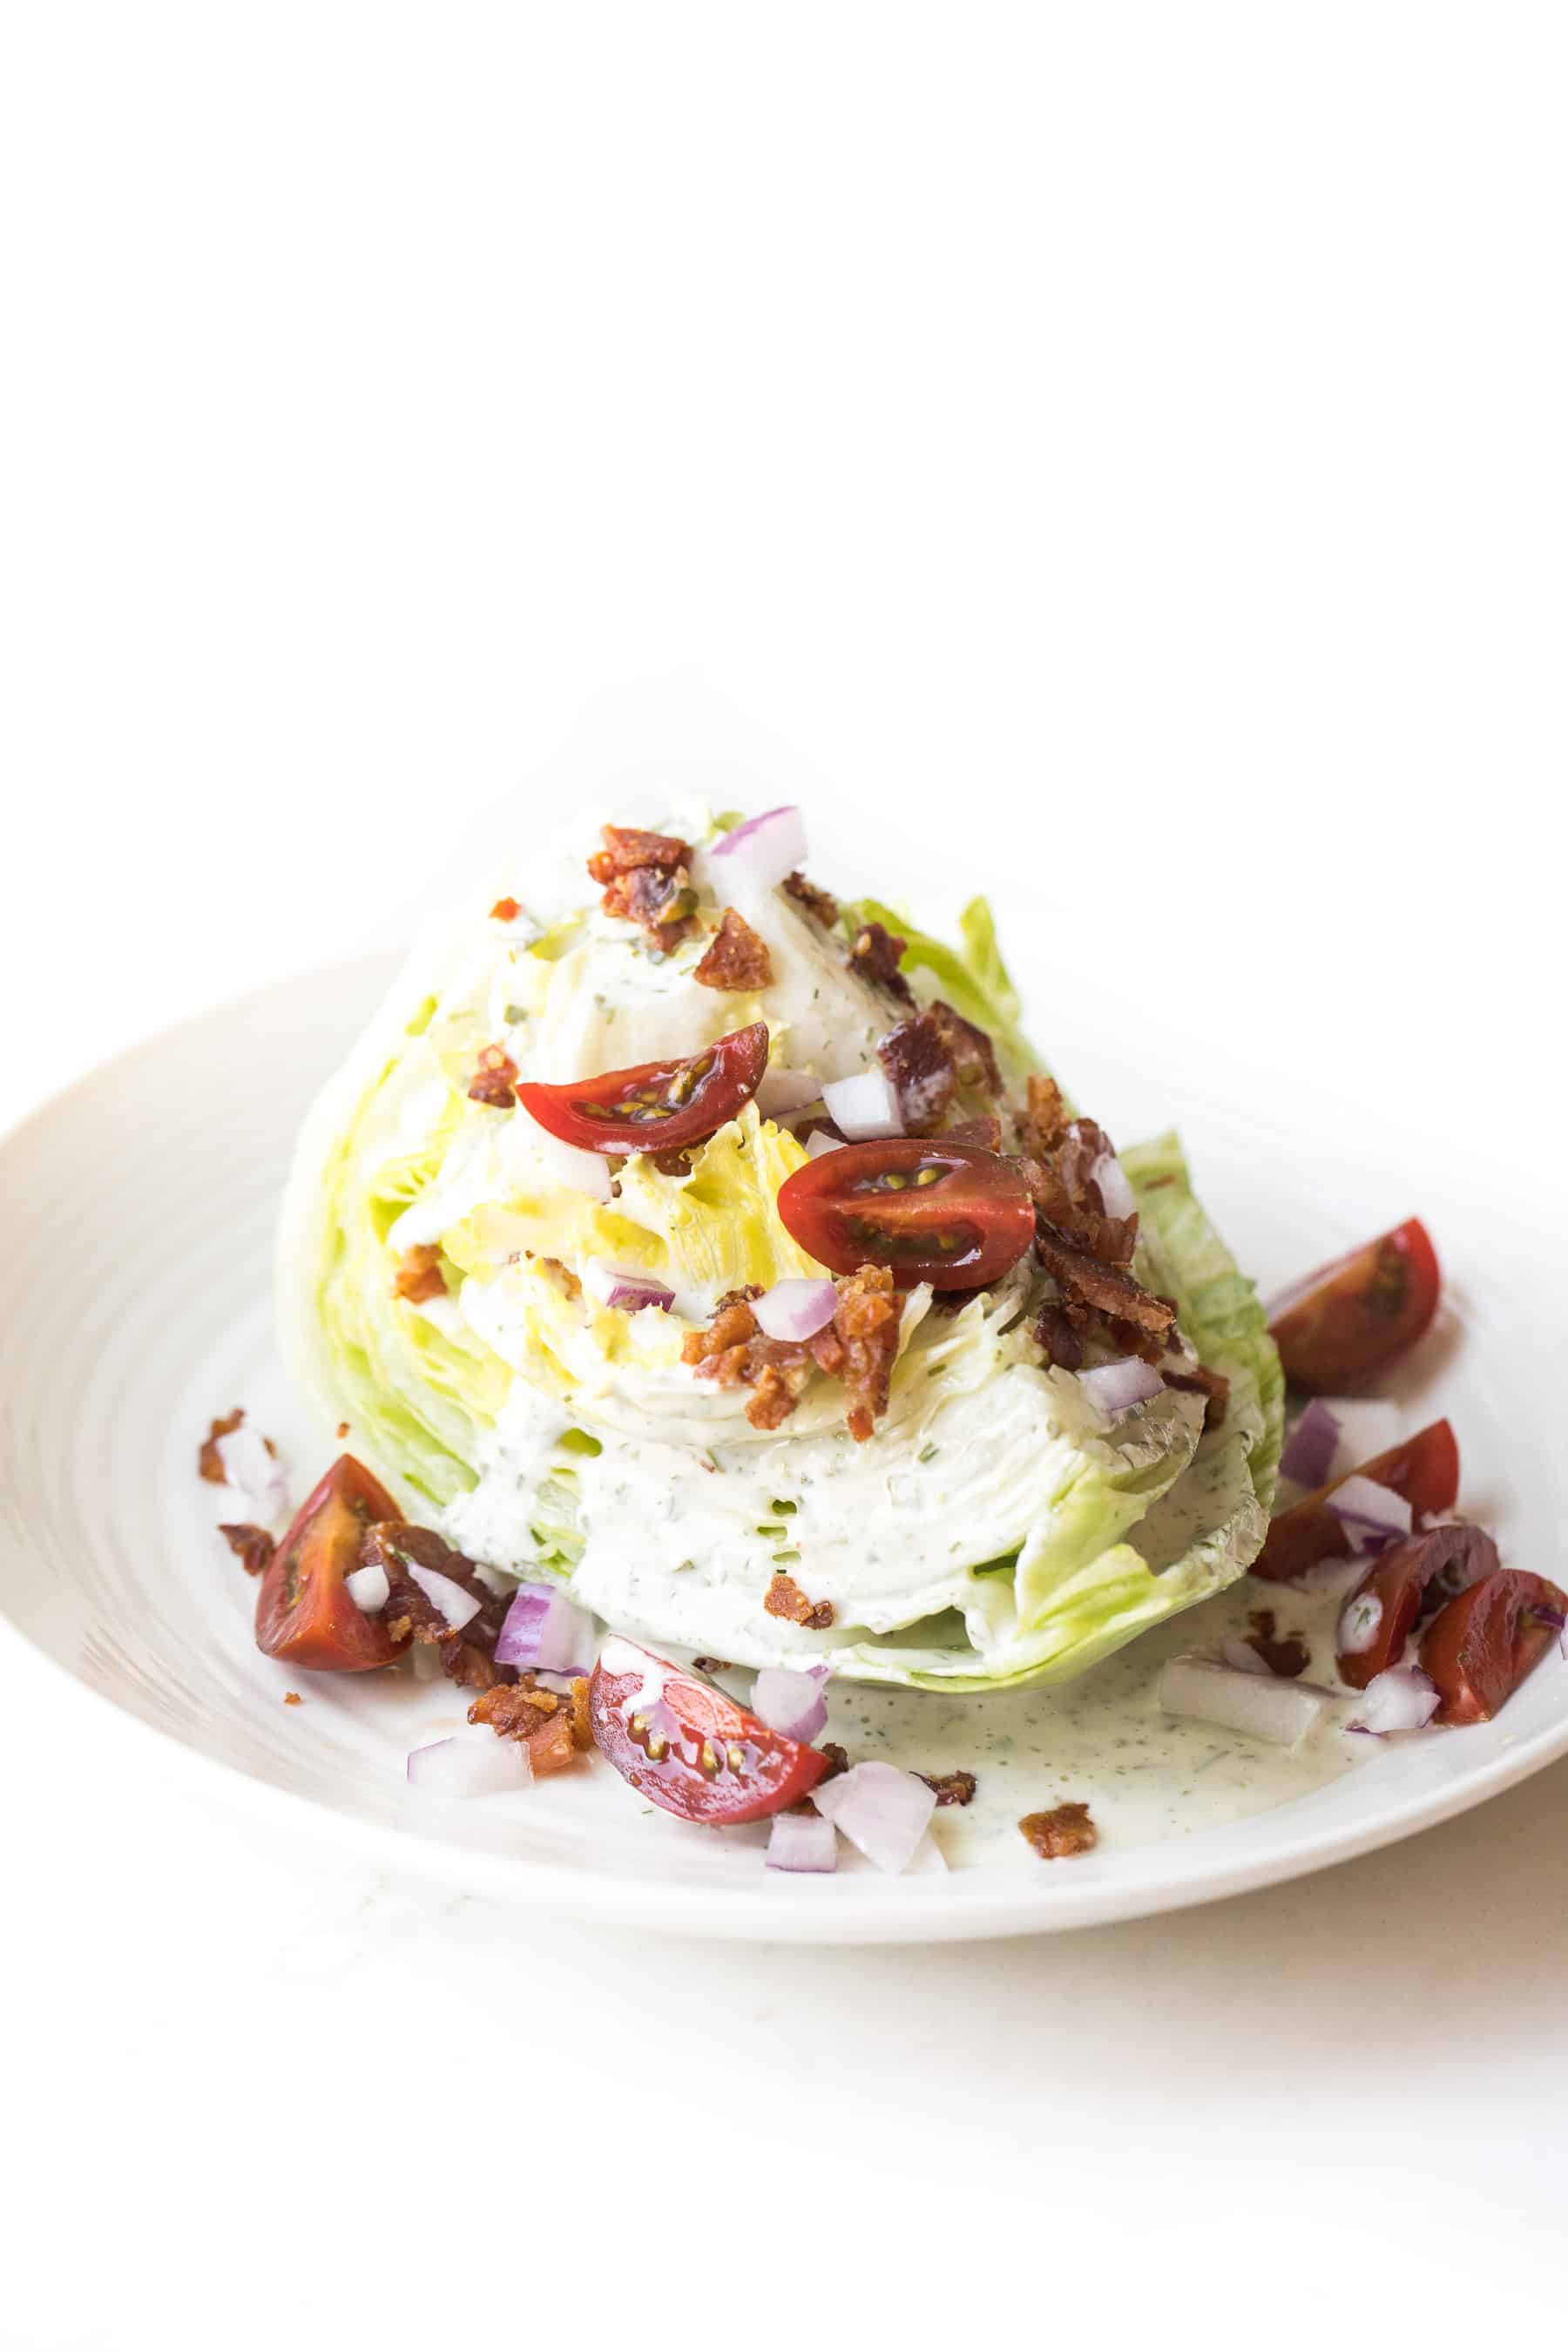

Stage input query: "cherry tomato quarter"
[
  {"left": 255, "top": 1455, "right": 407, "bottom": 1672},
  {"left": 1252, "top": 1418, "right": 1459, "bottom": 1583},
  {"left": 1268, "top": 1217, "right": 1441, "bottom": 1391},
  {"left": 1335, "top": 1522, "right": 1499, "bottom": 1689},
  {"left": 516, "top": 1023, "right": 768, "bottom": 1156},
  {"left": 776, "top": 1138, "right": 1035, "bottom": 1290},
  {"left": 1419, "top": 1571, "right": 1567, "bottom": 1724},
  {"left": 588, "top": 1639, "right": 829, "bottom": 1823}
]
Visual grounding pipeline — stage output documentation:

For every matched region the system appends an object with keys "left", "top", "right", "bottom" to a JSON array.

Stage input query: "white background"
[{"left": 2, "top": 6, "right": 1564, "bottom": 2346}]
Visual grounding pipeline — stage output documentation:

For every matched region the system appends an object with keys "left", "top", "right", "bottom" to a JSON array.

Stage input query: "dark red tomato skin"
[
  {"left": 1268, "top": 1218, "right": 1441, "bottom": 1392},
  {"left": 1253, "top": 1418, "right": 1459, "bottom": 1584},
  {"left": 255, "top": 1455, "right": 407, "bottom": 1672},
  {"left": 776, "top": 1139, "right": 1036, "bottom": 1290},
  {"left": 516, "top": 1023, "right": 769, "bottom": 1156},
  {"left": 1335, "top": 1523, "right": 1499, "bottom": 1690},
  {"left": 588, "top": 1642, "right": 828, "bottom": 1824},
  {"left": 1419, "top": 1571, "right": 1567, "bottom": 1724}
]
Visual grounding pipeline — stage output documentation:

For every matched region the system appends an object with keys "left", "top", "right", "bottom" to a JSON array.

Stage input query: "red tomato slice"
[
  {"left": 516, "top": 1022, "right": 769, "bottom": 1156},
  {"left": 1419, "top": 1570, "right": 1567, "bottom": 1724},
  {"left": 775, "top": 1138, "right": 1035, "bottom": 1290},
  {"left": 1267, "top": 1217, "right": 1441, "bottom": 1391},
  {"left": 1252, "top": 1418, "right": 1459, "bottom": 1583},
  {"left": 255, "top": 1455, "right": 408, "bottom": 1672},
  {"left": 588, "top": 1639, "right": 829, "bottom": 1824},
  {"left": 1335, "top": 1522, "right": 1498, "bottom": 1689}
]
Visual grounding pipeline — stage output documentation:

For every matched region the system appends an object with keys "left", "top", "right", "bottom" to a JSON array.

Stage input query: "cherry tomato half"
[
  {"left": 1252, "top": 1418, "right": 1459, "bottom": 1584},
  {"left": 1267, "top": 1217, "right": 1441, "bottom": 1392},
  {"left": 255, "top": 1455, "right": 407, "bottom": 1672},
  {"left": 1419, "top": 1570, "right": 1567, "bottom": 1724},
  {"left": 588, "top": 1638, "right": 829, "bottom": 1824},
  {"left": 776, "top": 1139, "right": 1035, "bottom": 1290},
  {"left": 516, "top": 1022, "right": 769, "bottom": 1156},
  {"left": 1335, "top": 1522, "right": 1498, "bottom": 1690}
]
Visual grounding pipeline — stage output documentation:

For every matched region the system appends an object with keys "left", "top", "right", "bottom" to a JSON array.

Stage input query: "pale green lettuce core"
[{"left": 279, "top": 854, "right": 1283, "bottom": 1692}]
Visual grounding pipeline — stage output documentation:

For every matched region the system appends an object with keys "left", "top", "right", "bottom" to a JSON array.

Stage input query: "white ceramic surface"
[{"left": 2, "top": 961, "right": 1564, "bottom": 1944}]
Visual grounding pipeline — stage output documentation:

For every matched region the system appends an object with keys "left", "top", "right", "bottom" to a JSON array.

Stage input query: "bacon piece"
[
  {"left": 943, "top": 1113, "right": 1002, "bottom": 1151},
  {"left": 365, "top": 1523, "right": 519, "bottom": 1693},
  {"left": 682, "top": 1267, "right": 897, "bottom": 1439},
  {"left": 1019, "top": 1075, "right": 1071, "bottom": 1158},
  {"left": 848, "top": 920, "right": 914, "bottom": 1004},
  {"left": 1035, "top": 1222, "right": 1175, "bottom": 1343},
  {"left": 199, "top": 1409, "right": 246, "bottom": 1483},
  {"left": 393, "top": 1244, "right": 448, "bottom": 1304},
  {"left": 878, "top": 1010, "right": 957, "bottom": 1132},
  {"left": 1165, "top": 1362, "right": 1231, "bottom": 1429},
  {"left": 1245, "top": 1608, "right": 1309, "bottom": 1679},
  {"left": 532, "top": 1254, "right": 582, "bottom": 1301},
  {"left": 783, "top": 870, "right": 838, "bottom": 926},
  {"left": 765, "top": 1571, "right": 835, "bottom": 1631},
  {"left": 819, "top": 1740, "right": 850, "bottom": 1778},
  {"left": 919, "top": 1769, "right": 977, "bottom": 1807},
  {"left": 693, "top": 906, "right": 774, "bottom": 993},
  {"left": 218, "top": 1523, "right": 274, "bottom": 1577},
  {"left": 490, "top": 896, "right": 521, "bottom": 922},
  {"left": 284, "top": 1691, "right": 302, "bottom": 1707},
  {"left": 1018, "top": 1801, "right": 1098, "bottom": 1859},
  {"left": 829, "top": 1263, "right": 899, "bottom": 1442},
  {"left": 927, "top": 1001, "right": 1001, "bottom": 1096},
  {"left": 470, "top": 1673, "right": 591, "bottom": 1774},
  {"left": 1033, "top": 1305, "right": 1084, "bottom": 1371},
  {"left": 587, "top": 825, "right": 697, "bottom": 951},
  {"left": 586, "top": 824, "right": 693, "bottom": 881},
  {"left": 469, "top": 1045, "right": 518, "bottom": 1108}
]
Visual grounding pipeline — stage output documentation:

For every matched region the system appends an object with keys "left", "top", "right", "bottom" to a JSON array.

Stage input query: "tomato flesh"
[
  {"left": 1335, "top": 1522, "right": 1498, "bottom": 1689},
  {"left": 255, "top": 1455, "right": 407, "bottom": 1672},
  {"left": 1268, "top": 1217, "right": 1441, "bottom": 1391},
  {"left": 588, "top": 1639, "right": 828, "bottom": 1824},
  {"left": 516, "top": 1022, "right": 769, "bottom": 1156},
  {"left": 1252, "top": 1418, "right": 1459, "bottom": 1584},
  {"left": 776, "top": 1139, "right": 1035, "bottom": 1290},
  {"left": 1419, "top": 1570, "right": 1567, "bottom": 1725}
]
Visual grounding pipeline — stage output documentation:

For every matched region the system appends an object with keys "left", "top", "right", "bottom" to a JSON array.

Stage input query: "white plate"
[{"left": 2, "top": 960, "right": 1565, "bottom": 1943}]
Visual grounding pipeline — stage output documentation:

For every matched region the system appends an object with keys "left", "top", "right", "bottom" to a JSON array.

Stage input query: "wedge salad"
[{"left": 197, "top": 802, "right": 1563, "bottom": 1877}]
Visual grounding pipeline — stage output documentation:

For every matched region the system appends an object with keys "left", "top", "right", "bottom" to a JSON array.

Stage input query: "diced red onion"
[
  {"left": 821, "top": 1069, "right": 903, "bottom": 1140},
  {"left": 495, "top": 1581, "right": 596, "bottom": 1673},
  {"left": 753, "top": 1279, "right": 839, "bottom": 1344},
  {"left": 810, "top": 1761, "right": 936, "bottom": 1875},
  {"left": 1078, "top": 1358, "right": 1165, "bottom": 1415},
  {"left": 406, "top": 1734, "right": 531, "bottom": 1795},
  {"left": 1090, "top": 1151, "right": 1137, "bottom": 1221},
  {"left": 345, "top": 1560, "right": 389, "bottom": 1615},
  {"left": 1328, "top": 1476, "right": 1413, "bottom": 1549},
  {"left": 582, "top": 1258, "right": 675, "bottom": 1315},
  {"left": 709, "top": 805, "right": 808, "bottom": 894},
  {"left": 1218, "top": 1635, "right": 1271, "bottom": 1676},
  {"left": 805, "top": 1128, "right": 845, "bottom": 1159},
  {"left": 213, "top": 1425, "right": 290, "bottom": 1530},
  {"left": 512, "top": 1105, "right": 613, "bottom": 1201},
  {"left": 1348, "top": 1666, "right": 1440, "bottom": 1736},
  {"left": 406, "top": 1559, "right": 483, "bottom": 1633},
  {"left": 752, "top": 1662, "right": 830, "bottom": 1743},
  {"left": 1281, "top": 1398, "right": 1342, "bottom": 1489},
  {"left": 1158, "top": 1655, "right": 1327, "bottom": 1747},
  {"left": 766, "top": 1810, "right": 838, "bottom": 1873},
  {"left": 756, "top": 1067, "right": 823, "bottom": 1119},
  {"left": 1336, "top": 1591, "right": 1385, "bottom": 1655}
]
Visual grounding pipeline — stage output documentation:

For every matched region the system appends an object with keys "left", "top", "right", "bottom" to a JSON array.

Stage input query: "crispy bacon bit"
[
  {"left": 490, "top": 896, "right": 521, "bottom": 923},
  {"left": 693, "top": 1656, "right": 733, "bottom": 1676},
  {"left": 783, "top": 870, "right": 838, "bottom": 926},
  {"left": 336, "top": 1421, "right": 350, "bottom": 1440},
  {"left": 1246, "top": 1608, "right": 1309, "bottom": 1679},
  {"left": 219, "top": 1523, "right": 274, "bottom": 1577},
  {"left": 1019, "top": 1801, "right": 1098, "bottom": 1860},
  {"left": 821, "top": 1263, "right": 899, "bottom": 1441},
  {"left": 393, "top": 1244, "right": 448, "bottom": 1304},
  {"left": 470, "top": 1673, "right": 592, "bottom": 1766},
  {"left": 366, "top": 1523, "right": 518, "bottom": 1693},
  {"left": 1033, "top": 1305, "right": 1084, "bottom": 1371},
  {"left": 765, "top": 1571, "right": 835, "bottom": 1631},
  {"left": 682, "top": 1266, "right": 898, "bottom": 1440},
  {"left": 534, "top": 1254, "right": 582, "bottom": 1301},
  {"left": 848, "top": 920, "right": 914, "bottom": 1004},
  {"left": 586, "top": 825, "right": 697, "bottom": 951},
  {"left": 943, "top": 1113, "right": 1002, "bottom": 1152},
  {"left": 1165, "top": 1362, "right": 1231, "bottom": 1429},
  {"left": 820, "top": 1740, "right": 850, "bottom": 1779},
  {"left": 1019, "top": 1075, "right": 1071, "bottom": 1158},
  {"left": 693, "top": 905, "right": 774, "bottom": 993},
  {"left": 877, "top": 1000, "right": 1003, "bottom": 1132},
  {"left": 284, "top": 1691, "right": 302, "bottom": 1706},
  {"left": 468, "top": 1044, "right": 519, "bottom": 1108},
  {"left": 919, "top": 1769, "right": 977, "bottom": 1807},
  {"left": 199, "top": 1409, "right": 245, "bottom": 1483},
  {"left": 1034, "top": 1223, "right": 1174, "bottom": 1346}
]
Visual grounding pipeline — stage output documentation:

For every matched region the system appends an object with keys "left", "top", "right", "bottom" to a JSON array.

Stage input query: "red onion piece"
[
  {"left": 406, "top": 1559, "right": 483, "bottom": 1633},
  {"left": 1158, "top": 1655, "right": 1327, "bottom": 1747},
  {"left": 1328, "top": 1475, "right": 1413, "bottom": 1549},
  {"left": 1281, "top": 1398, "right": 1342, "bottom": 1489},
  {"left": 1089, "top": 1151, "right": 1137, "bottom": 1221},
  {"left": 345, "top": 1560, "right": 389, "bottom": 1615},
  {"left": 406, "top": 1734, "right": 531, "bottom": 1795},
  {"left": 709, "top": 805, "right": 808, "bottom": 894},
  {"left": 582, "top": 1258, "right": 675, "bottom": 1314},
  {"left": 822, "top": 1069, "right": 903, "bottom": 1140},
  {"left": 753, "top": 1279, "right": 839, "bottom": 1344},
  {"left": 766, "top": 1810, "right": 838, "bottom": 1873},
  {"left": 495, "top": 1581, "right": 596, "bottom": 1673},
  {"left": 1078, "top": 1358, "right": 1165, "bottom": 1415},
  {"left": 756, "top": 1067, "right": 824, "bottom": 1119},
  {"left": 1218, "top": 1635, "right": 1271, "bottom": 1676},
  {"left": 810, "top": 1761, "right": 936, "bottom": 1875},
  {"left": 752, "top": 1662, "right": 830, "bottom": 1743},
  {"left": 805, "top": 1128, "right": 845, "bottom": 1159},
  {"left": 1348, "top": 1665, "right": 1440, "bottom": 1736},
  {"left": 213, "top": 1425, "right": 290, "bottom": 1530}
]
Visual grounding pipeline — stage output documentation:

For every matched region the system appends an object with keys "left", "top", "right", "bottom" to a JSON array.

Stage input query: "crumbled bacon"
[
  {"left": 219, "top": 1523, "right": 274, "bottom": 1577},
  {"left": 393, "top": 1244, "right": 448, "bottom": 1304},
  {"left": 365, "top": 1523, "right": 518, "bottom": 1693},
  {"left": 586, "top": 825, "right": 696, "bottom": 951},
  {"left": 943, "top": 1113, "right": 1002, "bottom": 1151},
  {"left": 469, "top": 1044, "right": 518, "bottom": 1108},
  {"left": 1018, "top": 1074, "right": 1071, "bottom": 1159},
  {"left": 284, "top": 1691, "right": 302, "bottom": 1707},
  {"left": 783, "top": 870, "right": 838, "bottom": 926},
  {"left": 848, "top": 920, "right": 914, "bottom": 1004},
  {"left": 877, "top": 999, "right": 1003, "bottom": 1132},
  {"left": 919, "top": 1769, "right": 977, "bottom": 1807},
  {"left": 1165, "top": 1362, "right": 1231, "bottom": 1429},
  {"left": 1034, "top": 1222, "right": 1174, "bottom": 1344},
  {"left": 532, "top": 1254, "right": 582, "bottom": 1301},
  {"left": 681, "top": 1267, "right": 897, "bottom": 1441},
  {"left": 693, "top": 905, "right": 774, "bottom": 993},
  {"left": 336, "top": 1421, "right": 350, "bottom": 1440},
  {"left": 765, "top": 1571, "right": 835, "bottom": 1631},
  {"left": 1246, "top": 1608, "right": 1309, "bottom": 1679},
  {"left": 490, "top": 896, "right": 521, "bottom": 923},
  {"left": 819, "top": 1741, "right": 850, "bottom": 1778},
  {"left": 815, "top": 1263, "right": 899, "bottom": 1441},
  {"left": 1033, "top": 1305, "right": 1084, "bottom": 1371},
  {"left": 470, "top": 1673, "right": 591, "bottom": 1774},
  {"left": 1019, "top": 1801, "right": 1098, "bottom": 1859},
  {"left": 199, "top": 1409, "right": 246, "bottom": 1483}
]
